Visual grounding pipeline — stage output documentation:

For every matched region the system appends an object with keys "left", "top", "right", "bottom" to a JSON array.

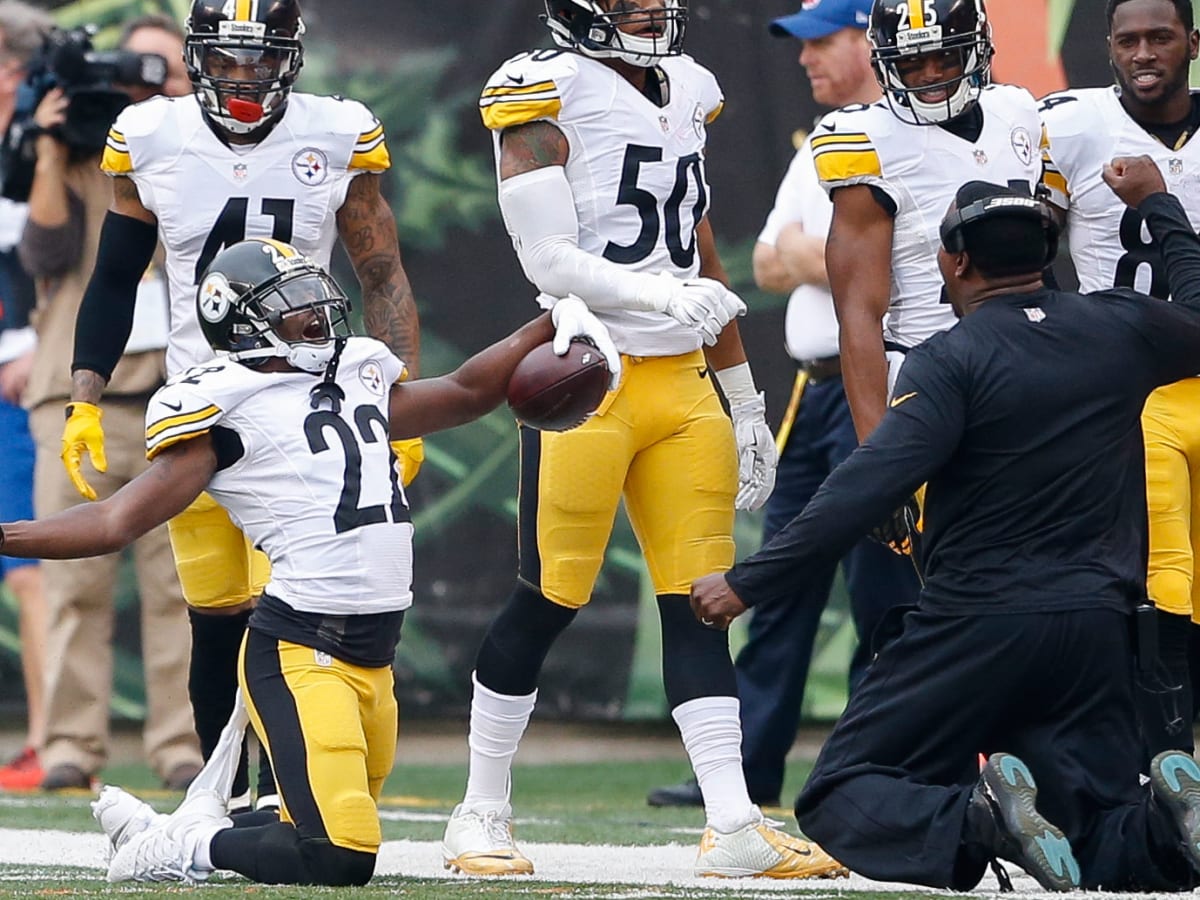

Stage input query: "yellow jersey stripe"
[
  {"left": 146, "top": 405, "right": 221, "bottom": 441},
  {"left": 147, "top": 430, "right": 211, "bottom": 461},
  {"left": 706, "top": 100, "right": 724, "bottom": 124},
  {"left": 349, "top": 141, "right": 391, "bottom": 172},
  {"left": 1041, "top": 169, "right": 1069, "bottom": 200},
  {"left": 480, "top": 97, "right": 563, "bottom": 131},
  {"left": 813, "top": 147, "right": 884, "bottom": 182},
  {"left": 356, "top": 123, "right": 384, "bottom": 146},
  {"left": 101, "top": 144, "right": 133, "bottom": 175},
  {"left": 811, "top": 132, "right": 871, "bottom": 150},
  {"left": 481, "top": 80, "right": 558, "bottom": 98}
]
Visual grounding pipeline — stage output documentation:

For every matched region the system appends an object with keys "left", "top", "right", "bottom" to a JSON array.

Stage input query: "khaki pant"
[{"left": 30, "top": 398, "right": 201, "bottom": 779}]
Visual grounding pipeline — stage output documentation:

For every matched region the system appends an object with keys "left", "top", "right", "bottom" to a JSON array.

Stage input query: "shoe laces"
[
  {"left": 131, "top": 830, "right": 189, "bottom": 883},
  {"left": 480, "top": 809, "right": 516, "bottom": 848}
]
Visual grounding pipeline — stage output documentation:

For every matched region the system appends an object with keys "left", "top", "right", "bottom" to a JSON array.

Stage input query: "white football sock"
[
  {"left": 672, "top": 695, "right": 759, "bottom": 833},
  {"left": 461, "top": 672, "right": 537, "bottom": 812},
  {"left": 187, "top": 819, "right": 231, "bottom": 874}
]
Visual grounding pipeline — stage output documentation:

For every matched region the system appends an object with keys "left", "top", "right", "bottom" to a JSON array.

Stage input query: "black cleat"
[
  {"left": 969, "top": 753, "right": 1080, "bottom": 891},
  {"left": 647, "top": 778, "right": 703, "bottom": 808},
  {"left": 1149, "top": 750, "right": 1200, "bottom": 875}
]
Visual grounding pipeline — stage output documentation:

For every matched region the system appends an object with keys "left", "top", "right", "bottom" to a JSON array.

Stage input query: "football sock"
[
  {"left": 210, "top": 821, "right": 375, "bottom": 886},
  {"left": 188, "top": 608, "right": 252, "bottom": 798},
  {"left": 672, "top": 695, "right": 758, "bottom": 833},
  {"left": 461, "top": 672, "right": 536, "bottom": 811}
]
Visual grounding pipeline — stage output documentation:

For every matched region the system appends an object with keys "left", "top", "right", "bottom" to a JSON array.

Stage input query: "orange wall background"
[{"left": 989, "top": 0, "right": 1068, "bottom": 97}]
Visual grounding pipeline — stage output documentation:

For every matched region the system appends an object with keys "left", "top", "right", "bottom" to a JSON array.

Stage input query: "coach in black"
[{"left": 692, "top": 156, "right": 1200, "bottom": 893}]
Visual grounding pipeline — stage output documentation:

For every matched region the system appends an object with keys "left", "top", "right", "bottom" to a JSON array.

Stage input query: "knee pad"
[
  {"left": 475, "top": 582, "right": 577, "bottom": 696},
  {"left": 299, "top": 838, "right": 376, "bottom": 886},
  {"left": 657, "top": 593, "right": 737, "bottom": 707}
]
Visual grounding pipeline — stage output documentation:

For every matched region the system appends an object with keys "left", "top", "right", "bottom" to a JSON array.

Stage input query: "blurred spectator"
[
  {"left": 19, "top": 13, "right": 201, "bottom": 791},
  {"left": 0, "top": 0, "right": 51, "bottom": 793},
  {"left": 648, "top": 0, "right": 919, "bottom": 811}
]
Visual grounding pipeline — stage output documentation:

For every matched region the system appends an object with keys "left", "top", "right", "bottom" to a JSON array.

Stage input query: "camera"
[{"left": 0, "top": 25, "right": 168, "bottom": 201}]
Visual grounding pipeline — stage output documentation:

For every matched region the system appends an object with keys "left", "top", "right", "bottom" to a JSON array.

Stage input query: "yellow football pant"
[
  {"left": 1144, "top": 379, "right": 1200, "bottom": 624},
  {"left": 167, "top": 492, "right": 270, "bottom": 610},
  {"left": 241, "top": 635, "right": 397, "bottom": 853},
  {"left": 519, "top": 349, "right": 737, "bottom": 608}
]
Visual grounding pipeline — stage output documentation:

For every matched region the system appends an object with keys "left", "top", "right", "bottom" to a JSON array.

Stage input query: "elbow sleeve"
[
  {"left": 498, "top": 166, "right": 664, "bottom": 312},
  {"left": 71, "top": 212, "right": 158, "bottom": 381}
]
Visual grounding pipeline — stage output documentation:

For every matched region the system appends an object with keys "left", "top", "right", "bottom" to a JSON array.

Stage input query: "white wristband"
[{"left": 714, "top": 362, "right": 758, "bottom": 407}]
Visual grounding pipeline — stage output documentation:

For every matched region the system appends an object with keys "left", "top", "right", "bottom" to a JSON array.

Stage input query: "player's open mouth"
[
  {"left": 916, "top": 87, "right": 950, "bottom": 103},
  {"left": 1132, "top": 70, "right": 1162, "bottom": 89}
]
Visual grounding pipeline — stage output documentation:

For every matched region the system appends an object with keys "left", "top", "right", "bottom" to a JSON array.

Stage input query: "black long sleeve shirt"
[{"left": 728, "top": 192, "right": 1200, "bottom": 616}]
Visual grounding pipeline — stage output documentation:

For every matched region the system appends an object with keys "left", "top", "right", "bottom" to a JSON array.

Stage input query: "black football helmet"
[
  {"left": 185, "top": 0, "right": 305, "bottom": 138},
  {"left": 543, "top": 0, "right": 687, "bottom": 68},
  {"left": 197, "top": 239, "right": 351, "bottom": 373},
  {"left": 869, "top": 0, "right": 993, "bottom": 125}
]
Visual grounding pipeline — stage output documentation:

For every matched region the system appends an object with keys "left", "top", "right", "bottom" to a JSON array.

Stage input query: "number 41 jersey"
[
  {"left": 1041, "top": 86, "right": 1200, "bottom": 296},
  {"left": 480, "top": 50, "right": 723, "bottom": 357},
  {"left": 144, "top": 337, "right": 412, "bottom": 616},
  {"left": 103, "top": 93, "right": 390, "bottom": 377}
]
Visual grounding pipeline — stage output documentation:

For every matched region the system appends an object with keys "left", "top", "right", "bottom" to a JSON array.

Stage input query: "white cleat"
[
  {"left": 695, "top": 817, "right": 850, "bottom": 880},
  {"left": 442, "top": 803, "right": 534, "bottom": 876},
  {"left": 91, "top": 785, "right": 167, "bottom": 857},
  {"left": 107, "top": 787, "right": 231, "bottom": 884}
]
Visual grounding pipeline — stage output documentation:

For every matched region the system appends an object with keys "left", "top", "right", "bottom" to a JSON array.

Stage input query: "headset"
[{"left": 939, "top": 193, "right": 1060, "bottom": 266}]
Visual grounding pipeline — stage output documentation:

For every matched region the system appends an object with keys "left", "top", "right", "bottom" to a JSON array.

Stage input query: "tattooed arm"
[
  {"left": 336, "top": 173, "right": 420, "bottom": 376},
  {"left": 499, "top": 120, "right": 569, "bottom": 177}
]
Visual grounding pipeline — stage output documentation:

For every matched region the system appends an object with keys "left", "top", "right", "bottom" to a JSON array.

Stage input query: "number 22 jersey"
[
  {"left": 480, "top": 49, "right": 723, "bottom": 357},
  {"left": 102, "top": 93, "right": 390, "bottom": 377},
  {"left": 143, "top": 337, "right": 411, "bottom": 619}
]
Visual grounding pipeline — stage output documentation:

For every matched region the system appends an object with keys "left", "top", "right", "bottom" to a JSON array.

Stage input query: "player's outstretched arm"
[
  {"left": 337, "top": 174, "right": 420, "bottom": 376},
  {"left": 387, "top": 313, "right": 556, "bottom": 439},
  {"left": 827, "top": 185, "right": 894, "bottom": 441},
  {"left": 1, "top": 435, "right": 214, "bottom": 560}
]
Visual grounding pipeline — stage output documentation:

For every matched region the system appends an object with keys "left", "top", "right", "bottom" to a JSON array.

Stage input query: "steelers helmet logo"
[
  {"left": 199, "top": 273, "right": 234, "bottom": 323},
  {"left": 292, "top": 147, "right": 329, "bottom": 186}
]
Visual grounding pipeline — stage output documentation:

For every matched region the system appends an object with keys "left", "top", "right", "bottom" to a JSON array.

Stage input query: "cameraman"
[{"left": 18, "top": 13, "right": 199, "bottom": 792}]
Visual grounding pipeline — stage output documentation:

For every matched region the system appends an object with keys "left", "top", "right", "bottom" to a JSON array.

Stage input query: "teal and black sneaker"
[
  {"left": 968, "top": 753, "right": 1081, "bottom": 891},
  {"left": 1149, "top": 750, "right": 1200, "bottom": 875}
]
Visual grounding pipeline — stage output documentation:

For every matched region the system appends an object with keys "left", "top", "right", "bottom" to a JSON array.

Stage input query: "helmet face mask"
[
  {"left": 543, "top": 0, "right": 687, "bottom": 68},
  {"left": 185, "top": 0, "right": 305, "bottom": 138},
  {"left": 869, "top": 0, "right": 993, "bottom": 125},
  {"left": 198, "top": 239, "right": 351, "bottom": 374}
]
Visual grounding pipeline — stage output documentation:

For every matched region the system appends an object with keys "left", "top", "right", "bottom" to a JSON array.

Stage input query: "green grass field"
[{"left": 0, "top": 755, "right": 952, "bottom": 899}]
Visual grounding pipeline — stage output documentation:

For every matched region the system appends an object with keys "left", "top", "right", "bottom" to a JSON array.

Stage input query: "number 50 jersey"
[
  {"left": 1041, "top": 86, "right": 1200, "bottom": 296},
  {"left": 103, "top": 93, "right": 390, "bottom": 377},
  {"left": 480, "top": 49, "right": 723, "bottom": 357},
  {"left": 144, "top": 337, "right": 412, "bottom": 616}
]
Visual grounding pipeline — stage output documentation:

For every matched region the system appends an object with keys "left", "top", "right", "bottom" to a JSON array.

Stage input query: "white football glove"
[
  {"left": 637, "top": 272, "right": 746, "bottom": 345},
  {"left": 550, "top": 295, "right": 622, "bottom": 389},
  {"left": 730, "top": 392, "right": 778, "bottom": 511}
]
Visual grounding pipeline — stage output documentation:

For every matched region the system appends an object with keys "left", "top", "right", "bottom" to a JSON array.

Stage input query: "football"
[{"left": 507, "top": 338, "right": 611, "bottom": 432}]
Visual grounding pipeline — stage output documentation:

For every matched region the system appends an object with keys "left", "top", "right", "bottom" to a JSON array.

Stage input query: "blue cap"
[{"left": 769, "top": 0, "right": 872, "bottom": 39}]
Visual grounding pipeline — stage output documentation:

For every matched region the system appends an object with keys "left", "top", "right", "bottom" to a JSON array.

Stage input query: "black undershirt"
[{"left": 1131, "top": 93, "right": 1200, "bottom": 151}]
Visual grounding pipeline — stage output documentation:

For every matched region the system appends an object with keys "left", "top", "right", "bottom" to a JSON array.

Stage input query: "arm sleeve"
[
  {"left": 498, "top": 165, "right": 667, "bottom": 312},
  {"left": 725, "top": 345, "right": 966, "bottom": 606},
  {"left": 71, "top": 211, "right": 158, "bottom": 380},
  {"left": 18, "top": 188, "right": 86, "bottom": 278}
]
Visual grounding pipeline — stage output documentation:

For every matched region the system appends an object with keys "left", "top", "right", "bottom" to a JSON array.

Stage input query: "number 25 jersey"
[
  {"left": 1041, "top": 86, "right": 1200, "bottom": 296},
  {"left": 480, "top": 49, "right": 723, "bottom": 357},
  {"left": 144, "top": 337, "right": 411, "bottom": 616},
  {"left": 102, "top": 93, "right": 390, "bottom": 377}
]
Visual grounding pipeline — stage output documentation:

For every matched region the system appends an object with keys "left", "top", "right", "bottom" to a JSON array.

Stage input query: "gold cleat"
[
  {"left": 441, "top": 803, "right": 534, "bottom": 876},
  {"left": 695, "top": 819, "right": 850, "bottom": 879}
]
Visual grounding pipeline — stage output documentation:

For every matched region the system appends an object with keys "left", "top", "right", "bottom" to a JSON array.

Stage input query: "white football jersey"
[
  {"left": 812, "top": 84, "right": 1045, "bottom": 348},
  {"left": 103, "top": 93, "right": 390, "bottom": 376},
  {"left": 1041, "top": 87, "right": 1200, "bottom": 296},
  {"left": 480, "top": 49, "right": 723, "bottom": 356},
  {"left": 144, "top": 337, "right": 412, "bottom": 616}
]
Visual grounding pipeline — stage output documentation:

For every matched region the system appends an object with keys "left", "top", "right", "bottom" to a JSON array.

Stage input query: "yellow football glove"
[
  {"left": 61, "top": 401, "right": 107, "bottom": 501},
  {"left": 391, "top": 437, "right": 424, "bottom": 487}
]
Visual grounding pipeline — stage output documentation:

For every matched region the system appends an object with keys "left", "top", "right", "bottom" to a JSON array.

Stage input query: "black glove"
[{"left": 869, "top": 495, "right": 920, "bottom": 556}]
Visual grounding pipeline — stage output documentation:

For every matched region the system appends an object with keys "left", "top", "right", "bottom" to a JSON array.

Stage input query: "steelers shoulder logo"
[
  {"left": 359, "top": 360, "right": 386, "bottom": 396},
  {"left": 1010, "top": 127, "right": 1034, "bottom": 166},
  {"left": 199, "top": 273, "right": 234, "bottom": 323},
  {"left": 292, "top": 147, "right": 329, "bottom": 186}
]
